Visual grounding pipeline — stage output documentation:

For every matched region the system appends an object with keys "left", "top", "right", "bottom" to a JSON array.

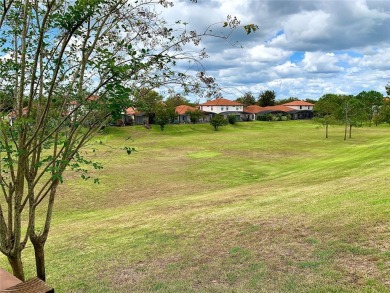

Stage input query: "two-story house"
[
  {"left": 199, "top": 98, "right": 244, "bottom": 121},
  {"left": 282, "top": 101, "right": 314, "bottom": 119}
]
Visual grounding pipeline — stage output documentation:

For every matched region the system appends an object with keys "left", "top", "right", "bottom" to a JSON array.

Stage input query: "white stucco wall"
[
  {"left": 200, "top": 105, "right": 243, "bottom": 114},
  {"left": 286, "top": 105, "right": 313, "bottom": 110}
]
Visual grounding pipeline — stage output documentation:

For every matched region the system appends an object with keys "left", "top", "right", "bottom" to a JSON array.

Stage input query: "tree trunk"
[
  {"left": 344, "top": 123, "right": 347, "bottom": 141},
  {"left": 31, "top": 238, "right": 46, "bottom": 281},
  {"left": 326, "top": 122, "right": 328, "bottom": 138},
  {"left": 349, "top": 124, "right": 352, "bottom": 138},
  {"left": 7, "top": 252, "right": 25, "bottom": 281}
]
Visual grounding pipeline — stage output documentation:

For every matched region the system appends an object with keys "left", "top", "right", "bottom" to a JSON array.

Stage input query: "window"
[
  {"left": 236, "top": 107, "right": 239, "bottom": 110},
  {"left": 221, "top": 107, "right": 224, "bottom": 111},
  {"left": 226, "top": 107, "right": 229, "bottom": 110},
  {"left": 211, "top": 107, "right": 213, "bottom": 111},
  {"left": 300, "top": 106, "right": 302, "bottom": 109}
]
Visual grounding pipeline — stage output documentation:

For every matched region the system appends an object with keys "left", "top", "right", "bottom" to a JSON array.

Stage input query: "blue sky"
[{"left": 161, "top": 0, "right": 390, "bottom": 102}]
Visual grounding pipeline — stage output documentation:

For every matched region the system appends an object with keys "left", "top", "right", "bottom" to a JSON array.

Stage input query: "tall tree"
[
  {"left": 335, "top": 95, "right": 364, "bottom": 140},
  {"left": 154, "top": 105, "right": 176, "bottom": 131},
  {"left": 314, "top": 94, "right": 342, "bottom": 138},
  {"left": 164, "top": 94, "right": 190, "bottom": 108},
  {"left": 275, "top": 97, "right": 299, "bottom": 105},
  {"left": 355, "top": 90, "right": 383, "bottom": 127},
  {"left": 236, "top": 92, "right": 255, "bottom": 107},
  {"left": 132, "top": 89, "right": 164, "bottom": 122},
  {"left": 0, "top": 0, "right": 257, "bottom": 281},
  {"left": 258, "top": 90, "right": 276, "bottom": 107}
]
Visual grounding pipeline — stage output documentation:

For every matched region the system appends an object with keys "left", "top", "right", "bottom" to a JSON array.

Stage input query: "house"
[
  {"left": 260, "top": 105, "right": 298, "bottom": 118},
  {"left": 282, "top": 100, "right": 314, "bottom": 110},
  {"left": 175, "top": 105, "right": 198, "bottom": 123},
  {"left": 199, "top": 98, "right": 244, "bottom": 121},
  {"left": 8, "top": 107, "right": 28, "bottom": 126},
  {"left": 242, "top": 105, "right": 266, "bottom": 121},
  {"left": 282, "top": 100, "right": 315, "bottom": 119},
  {"left": 123, "top": 107, "right": 148, "bottom": 125}
]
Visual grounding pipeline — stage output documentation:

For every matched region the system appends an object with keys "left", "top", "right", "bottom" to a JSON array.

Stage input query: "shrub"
[
  {"left": 227, "top": 114, "right": 237, "bottom": 124},
  {"left": 281, "top": 115, "right": 288, "bottom": 121},
  {"left": 257, "top": 115, "right": 267, "bottom": 121},
  {"left": 210, "top": 114, "right": 228, "bottom": 130}
]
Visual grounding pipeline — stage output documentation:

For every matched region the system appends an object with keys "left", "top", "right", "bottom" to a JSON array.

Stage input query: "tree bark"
[
  {"left": 326, "top": 122, "right": 328, "bottom": 138},
  {"left": 31, "top": 238, "right": 46, "bottom": 281},
  {"left": 349, "top": 124, "right": 352, "bottom": 138},
  {"left": 7, "top": 252, "right": 25, "bottom": 281},
  {"left": 344, "top": 123, "right": 347, "bottom": 141}
]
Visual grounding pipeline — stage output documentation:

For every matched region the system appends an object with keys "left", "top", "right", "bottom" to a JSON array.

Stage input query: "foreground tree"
[{"left": 0, "top": 0, "right": 257, "bottom": 281}]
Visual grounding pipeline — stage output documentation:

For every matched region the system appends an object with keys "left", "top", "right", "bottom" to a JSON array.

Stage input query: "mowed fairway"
[{"left": 1, "top": 120, "right": 389, "bottom": 292}]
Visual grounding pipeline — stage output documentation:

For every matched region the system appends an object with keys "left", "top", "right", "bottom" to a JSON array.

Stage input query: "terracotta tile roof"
[
  {"left": 70, "top": 95, "right": 100, "bottom": 106},
  {"left": 282, "top": 100, "right": 314, "bottom": 106},
  {"left": 125, "top": 107, "right": 137, "bottom": 115},
  {"left": 200, "top": 98, "right": 243, "bottom": 106},
  {"left": 243, "top": 105, "right": 266, "bottom": 113},
  {"left": 262, "top": 105, "right": 296, "bottom": 112},
  {"left": 175, "top": 105, "right": 197, "bottom": 115}
]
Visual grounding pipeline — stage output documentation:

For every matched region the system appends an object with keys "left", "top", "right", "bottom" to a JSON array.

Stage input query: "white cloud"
[
  {"left": 157, "top": 0, "right": 390, "bottom": 100},
  {"left": 302, "top": 52, "right": 344, "bottom": 73}
]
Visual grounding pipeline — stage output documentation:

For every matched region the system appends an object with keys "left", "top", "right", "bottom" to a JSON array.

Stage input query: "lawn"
[{"left": 1, "top": 120, "right": 389, "bottom": 292}]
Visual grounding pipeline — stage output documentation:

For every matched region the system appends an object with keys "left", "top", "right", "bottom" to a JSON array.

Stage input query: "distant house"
[
  {"left": 199, "top": 98, "right": 244, "bottom": 121},
  {"left": 242, "top": 105, "right": 266, "bottom": 121},
  {"left": 175, "top": 105, "right": 198, "bottom": 123},
  {"left": 8, "top": 107, "right": 28, "bottom": 126},
  {"left": 282, "top": 100, "right": 315, "bottom": 119},
  {"left": 123, "top": 107, "right": 148, "bottom": 125},
  {"left": 259, "top": 105, "right": 297, "bottom": 118}
]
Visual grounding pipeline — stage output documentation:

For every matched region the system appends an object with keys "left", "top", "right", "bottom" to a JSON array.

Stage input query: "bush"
[
  {"left": 281, "top": 115, "right": 288, "bottom": 121},
  {"left": 227, "top": 114, "right": 237, "bottom": 124},
  {"left": 210, "top": 114, "right": 228, "bottom": 131},
  {"left": 257, "top": 115, "right": 267, "bottom": 121},
  {"left": 266, "top": 114, "right": 274, "bottom": 121}
]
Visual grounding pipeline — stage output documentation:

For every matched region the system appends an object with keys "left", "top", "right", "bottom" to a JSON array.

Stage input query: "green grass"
[{"left": 1, "top": 121, "right": 390, "bottom": 292}]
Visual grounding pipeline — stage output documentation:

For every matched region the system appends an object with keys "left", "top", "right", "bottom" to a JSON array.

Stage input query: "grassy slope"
[{"left": 1, "top": 121, "right": 389, "bottom": 292}]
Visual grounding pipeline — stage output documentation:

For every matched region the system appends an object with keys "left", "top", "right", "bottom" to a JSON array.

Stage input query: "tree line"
[{"left": 314, "top": 90, "right": 389, "bottom": 140}]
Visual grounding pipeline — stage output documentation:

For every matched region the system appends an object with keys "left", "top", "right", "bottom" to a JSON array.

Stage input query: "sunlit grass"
[{"left": 1, "top": 121, "right": 389, "bottom": 292}]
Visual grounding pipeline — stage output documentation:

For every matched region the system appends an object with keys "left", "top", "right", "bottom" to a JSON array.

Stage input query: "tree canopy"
[
  {"left": 235, "top": 92, "right": 256, "bottom": 107},
  {"left": 258, "top": 90, "right": 276, "bottom": 107}
]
